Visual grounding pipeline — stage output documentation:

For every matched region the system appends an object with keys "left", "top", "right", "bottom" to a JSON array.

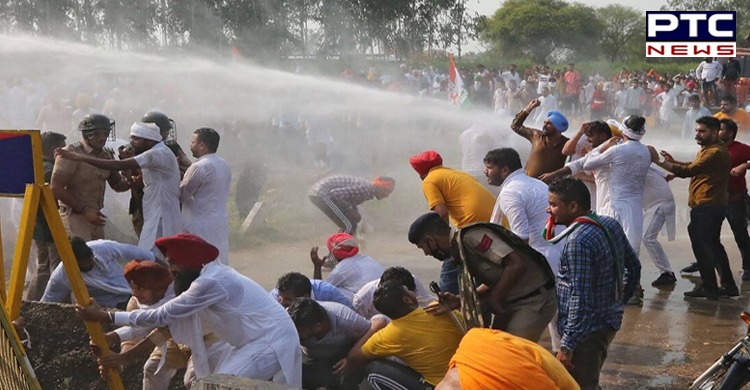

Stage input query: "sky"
[{"left": 464, "top": 0, "right": 669, "bottom": 52}]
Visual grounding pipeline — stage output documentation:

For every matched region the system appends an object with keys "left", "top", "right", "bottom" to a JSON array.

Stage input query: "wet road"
[{"left": 231, "top": 179, "right": 750, "bottom": 389}]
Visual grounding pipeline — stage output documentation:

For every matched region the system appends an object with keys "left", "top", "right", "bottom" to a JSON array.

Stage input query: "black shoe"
[
  {"left": 652, "top": 272, "right": 677, "bottom": 287},
  {"left": 742, "top": 270, "right": 750, "bottom": 281},
  {"left": 719, "top": 285, "right": 740, "bottom": 297},
  {"left": 681, "top": 263, "right": 699, "bottom": 273},
  {"left": 684, "top": 286, "right": 719, "bottom": 300}
]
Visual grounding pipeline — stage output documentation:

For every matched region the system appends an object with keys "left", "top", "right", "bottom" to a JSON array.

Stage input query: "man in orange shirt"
[
  {"left": 714, "top": 95, "right": 750, "bottom": 134},
  {"left": 409, "top": 150, "right": 495, "bottom": 294}
]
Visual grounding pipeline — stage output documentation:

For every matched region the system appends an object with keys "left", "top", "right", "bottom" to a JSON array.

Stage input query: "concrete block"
[{"left": 192, "top": 374, "right": 297, "bottom": 390}]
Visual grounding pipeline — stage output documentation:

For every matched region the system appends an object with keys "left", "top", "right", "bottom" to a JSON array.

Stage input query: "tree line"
[
  {"left": 0, "top": 0, "right": 477, "bottom": 59},
  {"left": 478, "top": 0, "right": 748, "bottom": 65}
]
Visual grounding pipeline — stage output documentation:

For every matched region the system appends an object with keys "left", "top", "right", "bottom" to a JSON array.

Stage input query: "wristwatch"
[{"left": 560, "top": 345, "right": 572, "bottom": 355}]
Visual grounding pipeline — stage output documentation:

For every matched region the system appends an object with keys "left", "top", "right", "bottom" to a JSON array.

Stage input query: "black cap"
[{"left": 408, "top": 212, "right": 447, "bottom": 244}]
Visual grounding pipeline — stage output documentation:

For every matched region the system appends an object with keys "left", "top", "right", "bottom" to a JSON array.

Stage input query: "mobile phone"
[{"left": 429, "top": 281, "right": 441, "bottom": 295}]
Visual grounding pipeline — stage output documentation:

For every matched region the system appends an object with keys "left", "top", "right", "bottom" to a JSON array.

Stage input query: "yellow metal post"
[
  {"left": 5, "top": 185, "right": 40, "bottom": 320},
  {"left": 40, "top": 186, "right": 124, "bottom": 390}
]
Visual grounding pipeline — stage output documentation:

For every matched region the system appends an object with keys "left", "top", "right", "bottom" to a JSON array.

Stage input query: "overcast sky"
[{"left": 464, "top": 0, "right": 669, "bottom": 52}]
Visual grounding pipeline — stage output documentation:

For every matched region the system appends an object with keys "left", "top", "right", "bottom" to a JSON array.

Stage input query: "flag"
[{"left": 448, "top": 55, "right": 470, "bottom": 108}]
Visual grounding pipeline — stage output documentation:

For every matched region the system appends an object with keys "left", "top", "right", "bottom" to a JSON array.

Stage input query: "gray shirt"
[{"left": 300, "top": 301, "right": 370, "bottom": 359}]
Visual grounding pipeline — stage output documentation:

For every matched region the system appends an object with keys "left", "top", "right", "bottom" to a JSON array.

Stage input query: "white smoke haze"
[{"left": 0, "top": 33, "right": 705, "bottom": 258}]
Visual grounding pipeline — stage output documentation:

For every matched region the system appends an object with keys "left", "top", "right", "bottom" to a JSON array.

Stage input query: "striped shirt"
[{"left": 308, "top": 175, "right": 376, "bottom": 210}]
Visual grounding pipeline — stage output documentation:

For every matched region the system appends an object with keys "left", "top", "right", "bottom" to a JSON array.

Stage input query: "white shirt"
[
  {"left": 114, "top": 262, "right": 302, "bottom": 387},
  {"left": 42, "top": 240, "right": 155, "bottom": 308},
  {"left": 582, "top": 140, "right": 651, "bottom": 250},
  {"left": 459, "top": 123, "right": 504, "bottom": 177},
  {"left": 696, "top": 61, "right": 723, "bottom": 82},
  {"left": 492, "top": 169, "right": 560, "bottom": 273},
  {"left": 622, "top": 87, "right": 645, "bottom": 110},
  {"left": 352, "top": 277, "right": 434, "bottom": 319},
  {"left": 502, "top": 71, "right": 521, "bottom": 88},
  {"left": 134, "top": 142, "right": 183, "bottom": 251},
  {"left": 568, "top": 146, "right": 611, "bottom": 212},
  {"left": 534, "top": 94, "right": 558, "bottom": 124},
  {"left": 643, "top": 166, "right": 676, "bottom": 241},
  {"left": 683, "top": 106, "right": 712, "bottom": 137},
  {"left": 537, "top": 73, "right": 550, "bottom": 94},
  {"left": 180, "top": 153, "right": 232, "bottom": 264},
  {"left": 326, "top": 253, "right": 386, "bottom": 301}
]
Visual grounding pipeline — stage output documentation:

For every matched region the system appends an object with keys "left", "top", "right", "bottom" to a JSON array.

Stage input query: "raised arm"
[{"left": 510, "top": 99, "right": 541, "bottom": 140}]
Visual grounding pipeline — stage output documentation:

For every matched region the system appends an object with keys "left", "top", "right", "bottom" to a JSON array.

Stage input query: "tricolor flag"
[{"left": 448, "top": 55, "right": 470, "bottom": 108}]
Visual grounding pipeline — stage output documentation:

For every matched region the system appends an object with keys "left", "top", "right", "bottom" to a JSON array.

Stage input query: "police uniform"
[
  {"left": 454, "top": 223, "right": 557, "bottom": 342},
  {"left": 52, "top": 141, "right": 126, "bottom": 240}
]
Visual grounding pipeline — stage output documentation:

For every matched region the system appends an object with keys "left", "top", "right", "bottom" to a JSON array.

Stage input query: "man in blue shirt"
[
  {"left": 270, "top": 272, "right": 353, "bottom": 309},
  {"left": 546, "top": 177, "right": 640, "bottom": 390}
]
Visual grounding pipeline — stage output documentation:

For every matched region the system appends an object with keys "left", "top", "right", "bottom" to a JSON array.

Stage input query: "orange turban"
[
  {"left": 373, "top": 176, "right": 395, "bottom": 190},
  {"left": 123, "top": 259, "right": 172, "bottom": 290},
  {"left": 409, "top": 150, "right": 442, "bottom": 177},
  {"left": 155, "top": 233, "right": 219, "bottom": 269},
  {"left": 327, "top": 233, "right": 359, "bottom": 260},
  {"left": 449, "top": 328, "right": 577, "bottom": 390}
]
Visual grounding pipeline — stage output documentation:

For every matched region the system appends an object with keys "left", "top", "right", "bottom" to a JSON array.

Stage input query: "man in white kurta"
[
  {"left": 131, "top": 124, "right": 183, "bottom": 251},
  {"left": 180, "top": 128, "right": 232, "bottom": 264},
  {"left": 55, "top": 122, "right": 183, "bottom": 252},
  {"left": 77, "top": 233, "right": 302, "bottom": 387},
  {"left": 581, "top": 119, "right": 652, "bottom": 254},
  {"left": 642, "top": 166, "right": 677, "bottom": 286},
  {"left": 311, "top": 233, "right": 386, "bottom": 301},
  {"left": 42, "top": 238, "right": 155, "bottom": 308},
  {"left": 458, "top": 121, "right": 503, "bottom": 194}
]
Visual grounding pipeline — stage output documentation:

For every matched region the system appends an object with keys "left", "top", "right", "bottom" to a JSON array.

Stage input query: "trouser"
[
  {"left": 60, "top": 206, "right": 104, "bottom": 240},
  {"left": 366, "top": 360, "right": 434, "bottom": 390},
  {"left": 439, "top": 257, "right": 460, "bottom": 295},
  {"left": 143, "top": 358, "right": 178, "bottom": 390},
  {"left": 568, "top": 328, "right": 618, "bottom": 390},
  {"left": 688, "top": 204, "right": 735, "bottom": 291},
  {"left": 302, "top": 355, "right": 364, "bottom": 390},
  {"left": 309, "top": 195, "right": 358, "bottom": 235},
  {"left": 490, "top": 286, "right": 557, "bottom": 342},
  {"left": 642, "top": 204, "right": 673, "bottom": 274},
  {"left": 726, "top": 198, "right": 750, "bottom": 271},
  {"left": 25, "top": 240, "right": 60, "bottom": 301}
]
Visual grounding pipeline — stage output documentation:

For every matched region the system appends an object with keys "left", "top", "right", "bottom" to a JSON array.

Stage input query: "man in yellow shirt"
[
  {"left": 342, "top": 280, "right": 465, "bottom": 390},
  {"left": 714, "top": 95, "right": 750, "bottom": 134},
  {"left": 435, "top": 328, "right": 580, "bottom": 390},
  {"left": 409, "top": 150, "right": 496, "bottom": 295}
]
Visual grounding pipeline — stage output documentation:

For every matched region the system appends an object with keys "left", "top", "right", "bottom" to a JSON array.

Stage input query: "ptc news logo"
[{"left": 646, "top": 11, "right": 736, "bottom": 57}]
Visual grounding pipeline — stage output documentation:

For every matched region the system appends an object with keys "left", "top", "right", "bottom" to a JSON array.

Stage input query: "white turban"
[
  {"left": 621, "top": 116, "right": 646, "bottom": 141},
  {"left": 130, "top": 122, "right": 162, "bottom": 142}
]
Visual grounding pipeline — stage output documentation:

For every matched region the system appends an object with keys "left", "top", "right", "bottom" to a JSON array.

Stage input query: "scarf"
[{"left": 542, "top": 212, "right": 623, "bottom": 301}]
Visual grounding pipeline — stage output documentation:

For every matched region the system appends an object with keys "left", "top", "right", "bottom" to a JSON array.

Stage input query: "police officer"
[
  {"left": 51, "top": 114, "right": 130, "bottom": 240},
  {"left": 121, "top": 111, "right": 191, "bottom": 236},
  {"left": 407, "top": 212, "right": 557, "bottom": 342}
]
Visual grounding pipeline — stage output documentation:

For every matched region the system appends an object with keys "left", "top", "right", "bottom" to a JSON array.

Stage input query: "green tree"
[
  {"left": 479, "top": 0, "right": 602, "bottom": 64},
  {"left": 596, "top": 5, "right": 645, "bottom": 61}
]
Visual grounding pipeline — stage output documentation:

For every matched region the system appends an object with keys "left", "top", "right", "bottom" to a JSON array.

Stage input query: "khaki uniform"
[
  {"left": 455, "top": 223, "right": 557, "bottom": 342},
  {"left": 51, "top": 142, "right": 125, "bottom": 240}
]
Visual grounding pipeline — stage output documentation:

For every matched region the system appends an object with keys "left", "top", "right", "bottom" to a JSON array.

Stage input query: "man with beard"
[
  {"left": 484, "top": 148, "right": 560, "bottom": 274},
  {"left": 408, "top": 212, "right": 556, "bottom": 342},
  {"left": 545, "top": 178, "right": 640, "bottom": 390},
  {"left": 121, "top": 111, "right": 191, "bottom": 237},
  {"left": 654, "top": 116, "right": 734, "bottom": 299},
  {"left": 57, "top": 122, "right": 183, "bottom": 251},
  {"left": 51, "top": 114, "right": 131, "bottom": 240},
  {"left": 42, "top": 237, "right": 154, "bottom": 309},
  {"left": 180, "top": 128, "right": 232, "bottom": 264},
  {"left": 714, "top": 95, "right": 750, "bottom": 134},
  {"left": 510, "top": 99, "right": 569, "bottom": 177},
  {"left": 77, "top": 233, "right": 302, "bottom": 387}
]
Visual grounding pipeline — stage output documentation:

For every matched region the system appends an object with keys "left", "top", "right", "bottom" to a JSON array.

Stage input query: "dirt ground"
[{"left": 21, "top": 301, "right": 183, "bottom": 390}]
